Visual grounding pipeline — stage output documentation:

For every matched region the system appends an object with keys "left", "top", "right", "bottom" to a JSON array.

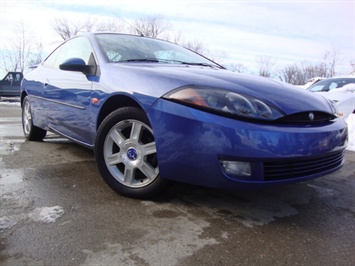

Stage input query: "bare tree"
[
  {"left": 301, "top": 62, "right": 327, "bottom": 79},
  {"left": 256, "top": 55, "right": 277, "bottom": 77},
  {"left": 278, "top": 62, "right": 326, "bottom": 85},
  {"left": 52, "top": 16, "right": 125, "bottom": 40},
  {"left": 2, "top": 21, "right": 43, "bottom": 72},
  {"left": 278, "top": 64, "right": 305, "bottom": 85},
  {"left": 50, "top": 14, "right": 224, "bottom": 64},
  {"left": 52, "top": 17, "right": 86, "bottom": 40},
  {"left": 96, "top": 18, "right": 126, "bottom": 32},
  {"left": 321, "top": 46, "right": 340, "bottom": 77},
  {"left": 227, "top": 63, "right": 248, "bottom": 73},
  {"left": 129, "top": 16, "right": 171, "bottom": 38},
  {"left": 183, "top": 39, "right": 207, "bottom": 55},
  {"left": 27, "top": 42, "right": 44, "bottom": 66},
  {"left": 162, "top": 31, "right": 184, "bottom": 44},
  {"left": 278, "top": 48, "right": 341, "bottom": 85},
  {"left": 161, "top": 31, "right": 211, "bottom": 56}
]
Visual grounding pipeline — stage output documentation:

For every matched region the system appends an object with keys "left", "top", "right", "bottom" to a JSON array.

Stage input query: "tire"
[
  {"left": 22, "top": 96, "right": 47, "bottom": 141},
  {"left": 95, "top": 107, "right": 170, "bottom": 199}
]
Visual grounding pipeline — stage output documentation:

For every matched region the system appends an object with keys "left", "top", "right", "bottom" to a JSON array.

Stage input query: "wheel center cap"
[{"left": 127, "top": 147, "right": 138, "bottom": 161}]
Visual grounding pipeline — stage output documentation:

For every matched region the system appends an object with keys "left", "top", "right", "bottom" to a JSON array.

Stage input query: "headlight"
[{"left": 163, "top": 86, "right": 284, "bottom": 121}]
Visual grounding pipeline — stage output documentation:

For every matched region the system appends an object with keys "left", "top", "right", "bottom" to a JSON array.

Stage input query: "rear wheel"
[
  {"left": 22, "top": 96, "right": 47, "bottom": 141},
  {"left": 95, "top": 107, "right": 169, "bottom": 199}
]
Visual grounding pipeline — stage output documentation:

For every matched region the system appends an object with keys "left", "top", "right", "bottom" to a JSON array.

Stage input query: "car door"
[{"left": 41, "top": 36, "right": 98, "bottom": 145}]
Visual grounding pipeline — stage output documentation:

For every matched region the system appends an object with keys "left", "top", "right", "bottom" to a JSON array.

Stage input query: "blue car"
[{"left": 21, "top": 33, "right": 348, "bottom": 198}]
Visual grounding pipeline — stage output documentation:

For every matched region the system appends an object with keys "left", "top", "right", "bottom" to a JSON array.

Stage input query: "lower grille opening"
[{"left": 263, "top": 150, "right": 344, "bottom": 180}]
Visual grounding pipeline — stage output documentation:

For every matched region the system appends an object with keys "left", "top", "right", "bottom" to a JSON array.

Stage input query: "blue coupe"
[{"left": 21, "top": 33, "right": 348, "bottom": 198}]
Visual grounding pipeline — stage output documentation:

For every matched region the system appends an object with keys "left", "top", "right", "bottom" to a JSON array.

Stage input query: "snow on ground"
[
  {"left": 0, "top": 98, "right": 21, "bottom": 106},
  {"left": 29, "top": 206, "right": 64, "bottom": 223},
  {"left": 0, "top": 100, "right": 354, "bottom": 151}
]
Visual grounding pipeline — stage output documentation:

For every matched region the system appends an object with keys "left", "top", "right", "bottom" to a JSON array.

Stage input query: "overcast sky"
[{"left": 0, "top": 0, "right": 354, "bottom": 76}]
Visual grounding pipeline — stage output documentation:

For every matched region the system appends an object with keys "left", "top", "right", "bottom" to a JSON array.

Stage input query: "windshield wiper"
[
  {"left": 118, "top": 59, "right": 223, "bottom": 69},
  {"left": 119, "top": 58, "right": 159, "bottom": 63},
  {"left": 179, "top": 62, "right": 217, "bottom": 68},
  {"left": 162, "top": 59, "right": 222, "bottom": 69}
]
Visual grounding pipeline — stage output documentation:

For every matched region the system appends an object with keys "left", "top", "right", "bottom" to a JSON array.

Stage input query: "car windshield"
[
  {"left": 94, "top": 33, "right": 221, "bottom": 67},
  {"left": 308, "top": 78, "right": 355, "bottom": 92}
]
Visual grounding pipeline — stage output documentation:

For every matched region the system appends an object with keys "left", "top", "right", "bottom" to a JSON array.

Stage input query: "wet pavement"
[{"left": 1, "top": 100, "right": 355, "bottom": 266}]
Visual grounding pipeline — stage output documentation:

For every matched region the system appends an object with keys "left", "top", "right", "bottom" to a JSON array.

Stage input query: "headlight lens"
[{"left": 164, "top": 87, "right": 283, "bottom": 121}]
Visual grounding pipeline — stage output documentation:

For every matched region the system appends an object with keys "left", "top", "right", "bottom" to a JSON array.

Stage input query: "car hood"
[{"left": 103, "top": 63, "right": 334, "bottom": 115}]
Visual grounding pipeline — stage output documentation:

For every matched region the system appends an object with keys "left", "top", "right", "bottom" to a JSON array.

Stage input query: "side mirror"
[{"left": 59, "top": 58, "right": 96, "bottom": 75}]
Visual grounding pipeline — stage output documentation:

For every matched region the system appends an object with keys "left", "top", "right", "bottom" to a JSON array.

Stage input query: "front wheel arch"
[{"left": 96, "top": 94, "right": 143, "bottom": 132}]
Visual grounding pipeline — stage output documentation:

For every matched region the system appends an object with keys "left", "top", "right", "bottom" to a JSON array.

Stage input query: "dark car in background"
[
  {"left": 20, "top": 33, "right": 348, "bottom": 198},
  {"left": 0, "top": 72, "right": 23, "bottom": 98}
]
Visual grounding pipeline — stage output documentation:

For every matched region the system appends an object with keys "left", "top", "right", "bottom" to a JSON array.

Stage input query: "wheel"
[
  {"left": 22, "top": 96, "right": 47, "bottom": 141},
  {"left": 95, "top": 107, "right": 170, "bottom": 199}
]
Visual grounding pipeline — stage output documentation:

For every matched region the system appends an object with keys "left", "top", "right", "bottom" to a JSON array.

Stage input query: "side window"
[
  {"left": 43, "top": 45, "right": 62, "bottom": 68},
  {"left": 43, "top": 37, "right": 94, "bottom": 68},
  {"left": 4, "top": 74, "right": 13, "bottom": 81}
]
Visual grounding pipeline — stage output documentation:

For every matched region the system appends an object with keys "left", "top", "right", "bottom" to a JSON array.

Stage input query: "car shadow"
[{"left": 40, "top": 134, "right": 353, "bottom": 228}]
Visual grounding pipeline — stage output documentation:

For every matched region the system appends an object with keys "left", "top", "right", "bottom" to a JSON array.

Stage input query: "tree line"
[{"left": 2, "top": 15, "right": 352, "bottom": 85}]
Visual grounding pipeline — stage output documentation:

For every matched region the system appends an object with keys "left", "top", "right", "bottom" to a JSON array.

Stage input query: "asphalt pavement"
[{"left": 1, "top": 100, "right": 354, "bottom": 266}]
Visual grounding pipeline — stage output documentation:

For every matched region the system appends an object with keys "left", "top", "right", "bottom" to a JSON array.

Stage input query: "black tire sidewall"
[
  {"left": 22, "top": 97, "right": 30, "bottom": 139},
  {"left": 22, "top": 96, "right": 46, "bottom": 141}
]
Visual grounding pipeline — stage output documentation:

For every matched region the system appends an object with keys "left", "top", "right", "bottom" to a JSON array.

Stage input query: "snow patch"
[
  {"left": 0, "top": 139, "right": 24, "bottom": 156},
  {"left": 307, "top": 184, "right": 337, "bottom": 198},
  {"left": 0, "top": 169, "right": 25, "bottom": 185},
  {"left": 29, "top": 206, "right": 64, "bottom": 223},
  {"left": 83, "top": 201, "right": 217, "bottom": 265},
  {"left": 0, "top": 216, "right": 17, "bottom": 230},
  {"left": 0, "top": 98, "right": 20, "bottom": 106}
]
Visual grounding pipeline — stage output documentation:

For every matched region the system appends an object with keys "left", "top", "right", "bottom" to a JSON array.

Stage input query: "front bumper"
[{"left": 148, "top": 100, "right": 348, "bottom": 190}]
